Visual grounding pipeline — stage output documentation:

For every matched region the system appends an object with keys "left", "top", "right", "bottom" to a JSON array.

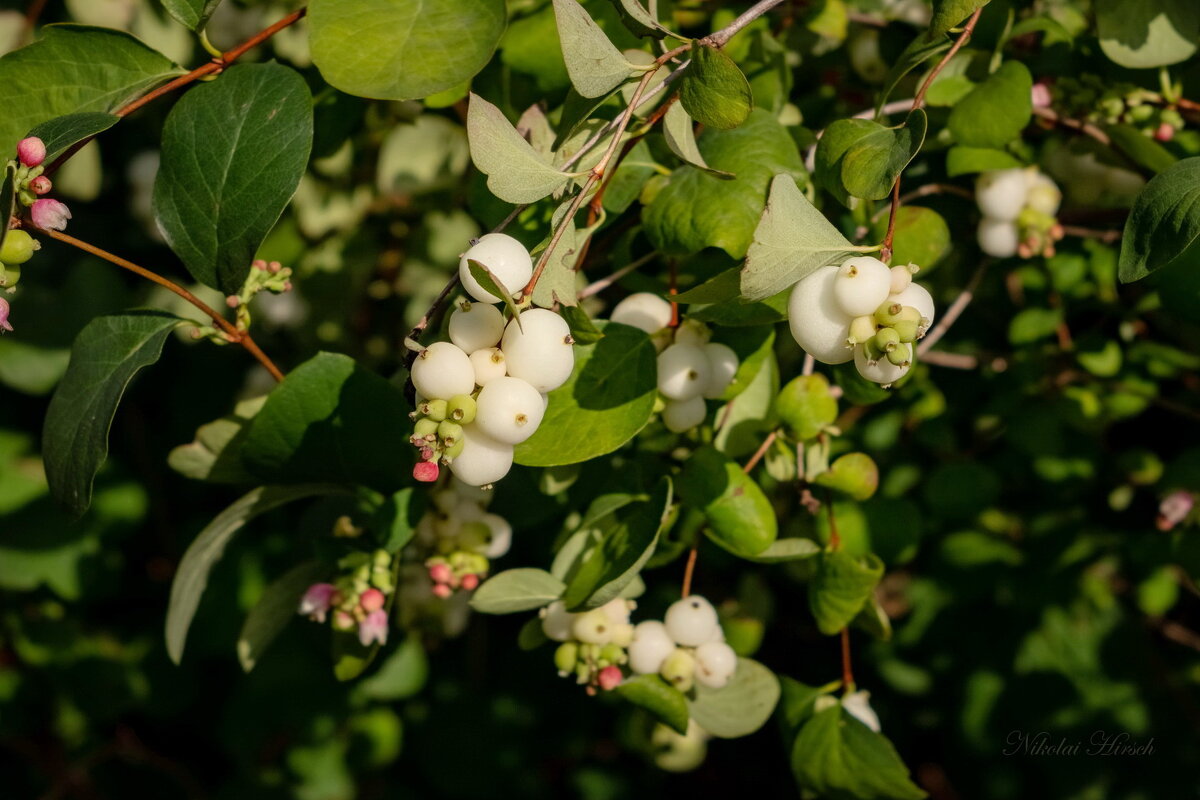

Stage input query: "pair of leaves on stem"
[{"left": 815, "top": 109, "right": 927, "bottom": 205}]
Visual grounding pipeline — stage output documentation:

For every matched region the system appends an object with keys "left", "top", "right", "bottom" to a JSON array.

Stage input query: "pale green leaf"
[{"left": 467, "top": 92, "right": 576, "bottom": 204}]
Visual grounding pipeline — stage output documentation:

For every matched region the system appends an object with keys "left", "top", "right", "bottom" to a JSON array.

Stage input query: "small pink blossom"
[
  {"left": 0, "top": 297, "right": 12, "bottom": 333},
  {"left": 597, "top": 665, "right": 623, "bottom": 691},
  {"left": 1030, "top": 83, "right": 1052, "bottom": 109},
  {"left": 432, "top": 583, "right": 452, "bottom": 599},
  {"left": 1157, "top": 491, "right": 1195, "bottom": 531},
  {"left": 358, "top": 608, "right": 389, "bottom": 647},
  {"left": 428, "top": 562, "right": 451, "bottom": 584},
  {"left": 359, "top": 587, "right": 385, "bottom": 612},
  {"left": 31, "top": 198, "right": 71, "bottom": 231},
  {"left": 298, "top": 582, "right": 338, "bottom": 622},
  {"left": 1154, "top": 122, "right": 1175, "bottom": 142},
  {"left": 414, "top": 460, "right": 439, "bottom": 482},
  {"left": 460, "top": 573, "right": 480, "bottom": 591},
  {"left": 29, "top": 176, "right": 51, "bottom": 195},
  {"left": 17, "top": 137, "right": 45, "bottom": 167}
]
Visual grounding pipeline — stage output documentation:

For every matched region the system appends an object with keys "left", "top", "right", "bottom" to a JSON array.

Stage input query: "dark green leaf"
[
  {"left": 679, "top": 42, "right": 753, "bottom": 130},
  {"left": 792, "top": 705, "right": 927, "bottom": 800},
  {"left": 374, "top": 488, "right": 425, "bottom": 553},
  {"left": 238, "top": 560, "right": 329, "bottom": 672},
  {"left": 929, "top": 0, "right": 989, "bottom": 37},
  {"left": 945, "top": 145, "right": 1024, "bottom": 176},
  {"left": 26, "top": 112, "right": 118, "bottom": 163},
  {"left": 470, "top": 568, "right": 566, "bottom": 613},
  {"left": 43, "top": 311, "right": 180, "bottom": 516},
  {"left": 876, "top": 33, "right": 950, "bottom": 114},
  {"left": 818, "top": 110, "right": 926, "bottom": 201},
  {"left": 616, "top": 675, "right": 690, "bottom": 734},
  {"left": 1119, "top": 158, "right": 1200, "bottom": 282},
  {"left": 679, "top": 446, "right": 778, "bottom": 557},
  {"left": 779, "top": 676, "right": 836, "bottom": 733},
  {"left": 154, "top": 63, "right": 312, "bottom": 294},
  {"left": 808, "top": 550, "right": 884, "bottom": 635},
  {"left": 561, "top": 304, "right": 606, "bottom": 344},
  {"left": 946, "top": 61, "right": 1031, "bottom": 150},
  {"left": 161, "top": 0, "right": 223, "bottom": 30},
  {"left": 1104, "top": 123, "right": 1177, "bottom": 174}
]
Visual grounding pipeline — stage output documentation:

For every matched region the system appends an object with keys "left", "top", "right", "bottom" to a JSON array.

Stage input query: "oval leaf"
[
  {"left": 552, "top": 0, "right": 643, "bottom": 98},
  {"left": 467, "top": 92, "right": 576, "bottom": 204},
  {"left": 679, "top": 446, "right": 778, "bottom": 557},
  {"left": 161, "top": 0, "right": 223, "bottom": 30},
  {"left": 679, "top": 43, "right": 753, "bottom": 130},
  {"left": 238, "top": 560, "right": 329, "bottom": 672},
  {"left": 792, "top": 705, "right": 927, "bottom": 800},
  {"left": 686, "top": 657, "right": 780, "bottom": 738},
  {"left": 808, "top": 550, "right": 884, "bottom": 635},
  {"left": 26, "top": 112, "right": 119, "bottom": 164},
  {"left": 946, "top": 61, "right": 1031, "bottom": 150},
  {"left": 1118, "top": 157, "right": 1200, "bottom": 283},
  {"left": 469, "top": 568, "right": 566, "bottom": 614},
  {"left": 616, "top": 674, "right": 689, "bottom": 734}
]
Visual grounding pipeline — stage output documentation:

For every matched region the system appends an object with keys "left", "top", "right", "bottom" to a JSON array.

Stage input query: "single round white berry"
[
  {"left": 854, "top": 343, "right": 910, "bottom": 385},
  {"left": 541, "top": 600, "right": 576, "bottom": 642},
  {"left": 411, "top": 341, "right": 475, "bottom": 400},
  {"left": 448, "top": 424, "right": 514, "bottom": 486},
  {"left": 500, "top": 309, "right": 575, "bottom": 393},
  {"left": 662, "top": 395, "right": 707, "bottom": 433},
  {"left": 833, "top": 256, "right": 892, "bottom": 317},
  {"left": 459, "top": 233, "right": 533, "bottom": 304},
  {"left": 610, "top": 622, "right": 635, "bottom": 647},
  {"left": 888, "top": 282, "right": 935, "bottom": 332},
  {"left": 599, "top": 597, "right": 633, "bottom": 625},
  {"left": 475, "top": 376, "right": 545, "bottom": 445},
  {"left": 674, "top": 319, "right": 711, "bottom": 348},
  {"left": 977, "top": 217, "right": 1019, "bottom": 258},
  {"left": 788, "top": 265, "right": 854, "bottom": 365},
  {"left": 657, "top": 343, "right": 712, "bottom": 401},
  {"left": 610, "top": 292, "right": 672, "bottom": 335},
  {"left": 975, "top": 168, "right": 1029, "bottom": 221},
  {"left": 1025, "top": 172, "right": 1062, "bottom": 216},
  {"left": 664, "top": 595, "right": 720, "bottom": 647},
  {"left": 572, "top": 609, "right": 614, "bottom": 645},
  {"left": 889, "top": 264, "right": 914, "bottom": 295},
  {"left": 448, "top": 301, "right": 506, "bottom": 354},
  {"left": 480, "top": 512, "right": 512, "bottom": 558},
  {"left": 702, "top": 342, "right": 739, "bottom": 399},
  {"left": 469, "top": 347, "right": 507, "bottom": 386},
  {"left": 628, "top": 620, "right": 676, "bottom": 675},
  {"left": 694, "top": 641, "right": 738, "bottom": 689},
  {"left": 842, "top": 690, "right": 881, "bottom": 732}
]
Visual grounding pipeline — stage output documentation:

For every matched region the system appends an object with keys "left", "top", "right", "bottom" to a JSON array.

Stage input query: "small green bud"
[
  {"left": 0, "top": 262, "right": 21, "bottom": 288},
  {"left": 448, "top": 394, "right": 477, "bottom": 424},
  {"left": 892, "top": 319, "right": 919, "bottom": 343},
  {"left": 414, "top": 418, "right": 439, "bottom": 440},
  {"left": 0, "top": 230, "right": 37, "bottom": 265},
  {"left": 886, "top": 343, "right": 912, "bottom": 367},
  {"left": 660, "top": 648, "right": 695, "bottom": 693},
  {"left": 896, "top": 305, "right": 922, "bottom": 325},
  {"left": 847, "top": 315, "right": 877, "bottom": 345},
  {"left": 420, "top": 398, "right": 448, "bottom": 422},
  {"left": 555, "top": 642, "right": 579, "bottom": 674},
  {"left": 873, "top": 328, "right": 900, "bottom": 352},
  {"left": 438, "top": 420, "right": 464, "bottom": 446},
  {"left": 873, "top": 302, "right": 904, "bottom": 326},
  {"left": 862, "top": 338, "right": 885, "bottom": 364},
  {"left": 600, "top": 643, "right": 625, "bottom": 664},
  {"left": 443, "top": 438, "right": 465, "bottom": 459}
]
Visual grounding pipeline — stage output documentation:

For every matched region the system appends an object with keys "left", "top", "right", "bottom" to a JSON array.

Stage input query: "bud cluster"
[
  {"left": 1042, "top": 77, "right": 1184, "bottom": 143},
  {"left": 542, "top": 598, "right": 636, "bottom": 694},
  {"left": 297, "top": 548, "right": 396, "bottom": 647},
  {"left": 975, "top": 167, "right": 1064, "bottom": 259},
  {"left": 414, "top": 480, "right": 512, "bottom": 598}
]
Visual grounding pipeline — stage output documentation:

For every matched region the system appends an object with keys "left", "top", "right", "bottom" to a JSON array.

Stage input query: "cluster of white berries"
[
  {"left": 542, "top": 597, "right": 636, "bottom": 693},
  {"left": 609, "top": 293, "right": 740, "bottom": 432},
  {"left": 414, "top": 480, "right": 513, "bottom": 597},
  {"left": 788, "top": 256, "right": 935, "bottom": 387},
  {"left": 975, "top": 167, "right": 1064, "bottom": 259},
  {"left": 409, "top": 233, "right": 575, "bottom": 487},
  {"left": 627, "top": 595, "right": 738, "bottom": 691}
]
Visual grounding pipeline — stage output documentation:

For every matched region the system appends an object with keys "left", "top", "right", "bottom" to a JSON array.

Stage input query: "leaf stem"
[
  {"left": 840, "top": 628, "right": 854, "bottom": 689},
  {"left": 577, "top": 252, "right": 656, "bottom": 300},
  {"left": 40, "top": 228, "right": 285, "bottom": 382},
  {"left": 742, "top": 430, "right": 778, "bottom": 474},
  {"left": 916, "top": 258, "right": 990, "bottom": 356}
]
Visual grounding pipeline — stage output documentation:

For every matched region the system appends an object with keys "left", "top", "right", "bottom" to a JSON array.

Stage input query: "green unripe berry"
[
  {"left": 443, "top": 438, "right": 465, "bottom": 459},
  {"left": 0, "top": 230, "right": 37, "bottom": 265},
  {"left": 0, "top": 262, "right": 20, "bottom": 288},
  {"left": 600, "top": 643, "right": 625, "bottom": 664},
  {"left": 886, "top": 343, "right": 913, "bottom": 367},
  {"left": 420, "top": 398, "right": 448, "bottom": 422},
  {"left": 873, "top": 328, "right": 900, "bottom": 352},
  {"left": 896, "top": 305, "right": 923, "bottom": 325},
  {"left": 660, "top": 648, "right": 695, "bottom": 693},
  {"left": 892, "top": 319, "right": 919, "bottom": 343},
  {"left": 438, "top": 420, "right": 464, "bottom": 446},
  {"left": 414, "top": 418, "right": 439, "bottom": 440},
  {"left": 847, "top": 315, "right": 877, "bottom": 345},
  {"left": 862, "top": 338, "right": 885, "bottom": 364},
  {"left": 448, "top": 394, "right": 477, "bottom": 424},
  {"left": 874, "top": 302, "right": 904, "bottom": 326},
  {"left": 555, "top": 642, "right": 579, "bottom": 674}
]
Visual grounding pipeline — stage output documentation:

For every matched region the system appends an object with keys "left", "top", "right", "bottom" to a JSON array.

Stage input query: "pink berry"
[
  {"left": 360, "top": 588, "right": 385, "bottom": 612},
  {"left": 460, "top": 573, "right": 480, "bottom": 591},
  {"left": 1154, "top": 122, "right": 1175, "bottom": 142},
  {"left": 17, "top": 137, "right": 45, "bottom": 167},
  {"left": 1030, "top": 83, "right": 1052, "bottom": 109},
  {"left": 597, "top": 665, "right": 623, "bottom": 691},
  {"left": 432, "top": 584, "right": 452, "bottom": 599},
  {"left": 29, "top": 176, "right": 51, "bottom": 195},
  {"left": 429, "top": 562, "right": 452, "bottom": 583},
  {"left": 413, "top": 460, "right": 440, "bottom": 482}
]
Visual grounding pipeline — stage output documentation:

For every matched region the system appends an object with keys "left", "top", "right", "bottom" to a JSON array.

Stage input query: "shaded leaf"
[
  {"left": 26, "top": 112, "right": 119, "bottom": 163},
  {"left": 161, "top": 0, "right": 223, "bottom": 30},
  {"left": 553, "top": 0, "right": 643, "bottom": 98},
  {"left": 679, "top": 43, "right": 753, "bottom": 130},
  {"left": 616, "top": 675, "right": 689, "bottom": 733},
  {"left": 1118, "top": 158, "right": 1200, "bottom": 282},
  {"left": 792, "top": 705, "right": 927, "bottom": 800},
  {"left": 238, "top": 560, "right": 329, "bottom": 671},
  {"left": 808, "top": 550, "right": 884, "bottom": 635},
  {"left": 470, "top": 568, "right": 566, "bottom": 613},
  {"left": 662, "top": 102, "right": 733, "bottom": 178},
  {"left": 687, "top": 657, "right": 780, "bottom": 738}
]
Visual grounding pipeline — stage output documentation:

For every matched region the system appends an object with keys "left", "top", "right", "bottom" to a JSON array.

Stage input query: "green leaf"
[
  {"left": 25, "top": 112, "right": 118, "bottom": 164},
  {"left": 808, "top": 550, "right": 884, "bottom": 635},
  {"left": 359, "top": 637, "right": 430, "bottom": 700},
  {"left": 240, "top": 352, "right": 414, "bottom": 492},
  {"left": 167, "top": 396, "right": 266, "bottom": 484},
  {"left": 780, "top": 676, "right": 836, "bottom": 733},
  {"left": 161, "top": 0, "right": 223, "bottom": 30},
  {"left": 0, "top": 164, "right": 14, "bottom": 255},
  {"left": 945, "top": 145, "right": 1024, "bottom": 176},
  {"left": 854, "top": 595, "right": 894, "bottom": 641},
  {"left": 946, "top": 61, "right": 1031, "bottom": 150},
  {"left": 818, "top": 110, "right": 927, "bottom": 202},
  {"left": 662, "top": 102, "right": 733, "bottom": 178},
  {"left": 813, "top": 453, "right": 880, "bottom": 501},
  {"left": 744, "top": 537, "right": 821, "bottom": 563},
  {"left": 616, "top": 675, "right": 689, "bottom": 734},
  {"left": 515, "top": 321, "right": 657, "bottom": 466},
  {"left": 531, "top": 201, "right": 586, "bottom": 309},
  {"left": 876, "top": 32, "right": 950, "bottom": 114},
  {"left": 1118, "top": 158, "right": 1200, "bottom": 283},
  {"left": 792, "top": 705, "right": 927, "bottom": 800},
  {"left": 165, "top": 484, "right": 344, "bottom": 664},
  {"left": 309, "top": 0, "right": 506, "bottom": 100},
  {"left": 687, "top": 657, "right": 780, "bottom": 738},
  {"left": 929, "top": 0, "right": 989, "bottom": 37},
  {"left": 561, "top": 477, "right": 672, "bottom": 609},
  {"left": 609, "top": 0, "right": 670, "bottom": 38},
  {"left": 1096, "top": 0, "right": 1198, "bottom": 69},
  {"left": 776, "top": 374, "right": 838, "bottom": 439},
  {"left": 42, "top": 311, "right": 181, "bottom": 517},
  {"left": 237, "top": 560, "right": 328, "bottom": 672},
  {"left": 739, "top": 173, "right": 860, "bottom": 301},
  {"left": 561, "top": 304, "right": 606, "bottom": 344},
  {"left": 467, "top": 92, "right": 576, "bottom": 204},
  {"left": 0, "top": 25, "right": 183, "bottom": 153},
  {"left": 679, "top": 43, "right": 753, "bottom": 130},
  {"left": 552, "top": 0, "right": 643, "bottom": 98},
  {"left": 1104, "top": 123, "right": 1178, "bottom": 174},
  {"left": 715, "top": 349, "right": 778, "bottom": 457},
  {"left": 468, "top": 258, "right": 523, "bottom": 322},
  {"left": 374, "top": 488, "right": 425, "bottom": 553},
  {"left": 469, "top": 568, "right": 566, "bottom": 613},
  {"left": 869, "top": 206, "right": 950, "bottom": 271},
  {"left": 154, "top": 63, "right": 313, "bottom": 295},
  {"left": 679, "top": 446, "right": 778, "bottom": 558}
]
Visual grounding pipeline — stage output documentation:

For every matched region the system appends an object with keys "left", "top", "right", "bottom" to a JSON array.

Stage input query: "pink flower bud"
[
  {"left": 253, "top": 259, "right": 267, "bottom": 270},
  {"left": 359, "top": 587, "right": 385, "bottom": 612},
  {"left": 269, "top": 261, "right": 282, "bottom": 273},
  {"left": 431, "top": 583, "right": 452, "bottom": 599},
  {"left": 31, "top": 198, "right": 71, "bottom": 231},
  {"left": 428, "top": 562, "right": 452, "bottom": 584},
  {"left": 597, "top": 665, "right": 623, "bottom": 691},
  {"left": 1157, "top": 490, "right": 1194, "bottom": 531},
  {"left": 1030, "top": 83, "right": 1052, "bottom": 109},
  {"left": 414, "top": 460, "right": 440, "bottom": 482},
  {"left": 29, "top": 176, "right": 51, "bottom": 195},
  {"left": 17, "top": 137, "right": 46, "bottom": 167},
  {"left": 358, "top": 608, "right": 389, "bottom": 647},
  {"left": 460, "top": 573, "right": 480, "bottom": 591},
  {"left": 1154, "top": 122, "right": 1175, "bottom": 142},
  {"left": 226, "top": 295, "right": 240, "bottom": 308},
  {"left": 298, "top": 582, "right": 338, "bottom": 622},
  {"left": 0, "top": 297, "right": 12, "bottom": 333}
]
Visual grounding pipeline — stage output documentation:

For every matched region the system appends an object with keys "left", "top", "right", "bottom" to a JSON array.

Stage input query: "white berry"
[
  {"left": 657, "top": 343, "right": 712, "bottom": 401},
  {"left": 673, "top": 319, "right": 711, "bottom": 348},
  {"left": 889, "top": 264, "right": 914, "bottom": 295},
  {"left": 469, "top": 347, "right": 507, "bottom": 386},
  {"left": 788, "top": 265, "right": 854, "bottom": 365},
  {"left": 694, "top": 641, "right": 738, "bottom": 689},
  {"left": 611, "top": 292, "right": 672, "bottom": 334},
  {"left": 411, "top": 341, "right": 475, "bottom": 400},
  {"left": 701, "top": 342, "right": 739, "bottom": 399},
  {"left": 842, "top": 690, "right": 881, "bottom": 732},
  {"left": 449, "top": 301, "right": 505, "bottom": 353},
  {"left": 1025, "top": 172, "right": 1062, "bottom": 216},
  {"left": 459, "top": 233, "right": 533, "bottom": 304},
  {"left": 572, "top": 609, "right": 614, "bottom": 645},
  {"left": 888, "top": 282, "right": 935, "bottom": 332},
  {"left": 448, "top": 424, "right": 514, "bottom": 486},
  {"left": 501, "top": 309, "right": 575, "bottom": 393},
  {"left": 977, "top": 217, "right": 1020, "bottom": 258},
  {"left": 480, "top": 512, "right": 512, "bottom": 558},
  {"left": 475, "top": 376, "right": 545, "bottom": 445},
  {"left": 975, "top": 168, "right": 1028, "bottom": 221},
  {"left": 662, "top": 395, "right": 707, "bottom": 433},
  {"left": 628, "top": 620, "right": 676, "bottom": 675},
  {"left": 599, "top": 598, "right": 633, "bottom": 625},
  {"left": 833, "top": 256, "right": 892, "bottom": 317},
  {"left": 854, "top": 343, "right": 910, "bottom": 385},
  {"left": 664, "top": 595, "right": 720, "bottom": 647},
  {"left": 541, "top": 600, "right": 576, "bottom": 642}
]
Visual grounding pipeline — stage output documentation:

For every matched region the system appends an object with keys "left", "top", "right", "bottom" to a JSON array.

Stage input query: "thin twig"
[
  {"left": 742, "top": 430, "right": 778, "bottom": 474},
  {"left": 917, "top": 258, "right": 991, "bottom": 355},
  {"left": 577, "top": 253, "right": 656, "bottom": 300},
  {"left": 41, "top": 229, "right": 285, "bottom": 382},
  {"left": 840, "top": 628, "right": 855, "bottom": 688},
  {"left": 1061, "top": 224, "right": 1121, "bottom": 244},
  {"left": 705, "top": 0, "right": 787, "bottom": 47},
  {"left": 919, "top": 350, "right": 979, "bottom": 369},
  {"left": 1031, "top": 105, "right": 1111, "bottom": 146},
  {"left": 680, "top": 544, "right": 699, "bottom": 598}
]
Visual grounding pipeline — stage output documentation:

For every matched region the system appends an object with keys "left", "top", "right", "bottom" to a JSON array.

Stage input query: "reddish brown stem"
[
  {"left": 840, "top": 628, "right": 855, "bottom": 688},
  {"left": 680, "top": 544, "right": 699, "bottom": 598},
  {"left": 742, "top": 430, "right": 778, "bottom": 474},
  {"left": 22, "top": 0, "right": 47, "bottom": 42},
  {"left": 826, "top": 488, "right": 841, "bottom": 550},
  {"left": 42, "top": 228, "right": 285, "bottom": 382}
]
